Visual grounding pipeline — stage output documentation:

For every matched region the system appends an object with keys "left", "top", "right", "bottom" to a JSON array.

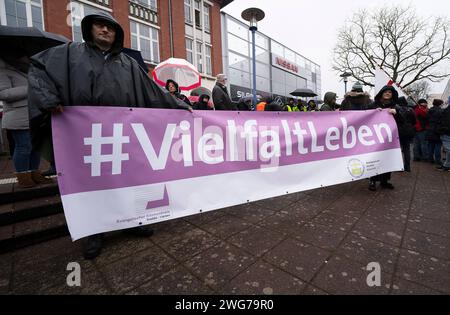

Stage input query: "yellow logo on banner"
[{"left": 348, "top": 159, "right": 365, "bottom": 178}]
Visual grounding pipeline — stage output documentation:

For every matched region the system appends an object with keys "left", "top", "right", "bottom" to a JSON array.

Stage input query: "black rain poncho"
[
  {"left": 27, "top": 11, "right": 185, "bottom": 160},
  {"left": 28, "top": 11, "right": 180, "bottom": 119}
]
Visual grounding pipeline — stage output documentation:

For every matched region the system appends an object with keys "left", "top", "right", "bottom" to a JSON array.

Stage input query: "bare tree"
[
  {"left": 333, "top": 6, "right": 450, "bottom": 89},
  {"left": 404, "top": 80, "right": 431, "bottom": 100}
]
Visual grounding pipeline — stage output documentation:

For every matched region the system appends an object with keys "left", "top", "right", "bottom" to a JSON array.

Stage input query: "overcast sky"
[{"left": 222, "top": 0, "right": 450, "bottom": 99}]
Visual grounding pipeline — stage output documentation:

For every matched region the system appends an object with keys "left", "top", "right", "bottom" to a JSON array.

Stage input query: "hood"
[
  {"left": 375, "top": 85, "right": 399, "bottom": 104},
  {"left": 165, "top": 79, "right": 180, "bottom": 93},
  {"left": 324, "top": 92, "right": 337, "bottom": 105},
  {"left": 81, "top": 11, "right": 124, "bottom": 54},
  {"left": 198, "top": 94, "right": 210, "bottom": 103}
]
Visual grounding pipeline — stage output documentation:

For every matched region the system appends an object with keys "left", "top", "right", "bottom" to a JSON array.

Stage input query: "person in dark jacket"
[
  {"left": 425, "top": 99, "right": 443, "bottom": 164},
  {"left": 165, "top": 79, "right": 192, "bottom": 107},
  {"left": 397, "top": 97, "right": 417, "bottom": 172},
  {"left": 212, "top": 74, "right": 237, "bottom": 111},
  {"left": 193, "top": 94, "right": 213, "bottom": 110},
  {"left": 368, "top": 85, "right": 404, "bottom": 191},
  {"left": 28, "top": 11, "right": 184, "bottom": 260},
  {"left": 340, "top": 82, "right": 371, "bottom": 111},
  {"left": 237, "top": 97, "right": 253, "bottom": 111}
]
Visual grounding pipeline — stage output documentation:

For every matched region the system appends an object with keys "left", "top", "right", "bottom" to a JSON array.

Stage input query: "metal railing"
[{"left": 129, "top": 1, "right": 158, "bottom": 25}]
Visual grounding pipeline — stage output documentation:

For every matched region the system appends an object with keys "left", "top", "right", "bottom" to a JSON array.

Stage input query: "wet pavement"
[{"left": 1, "top": 160, "right": 449, "bottom": 295}]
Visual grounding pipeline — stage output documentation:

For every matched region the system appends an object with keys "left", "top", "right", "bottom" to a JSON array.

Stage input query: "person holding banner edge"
[
  {"left": 27, "top": 12, "right": 186, "bottom": 260},
  {"left": 368, "top": 85, "right": 404, "bottom": 191}
]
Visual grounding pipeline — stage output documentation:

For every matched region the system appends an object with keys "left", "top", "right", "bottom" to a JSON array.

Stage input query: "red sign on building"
[{"left": 274, "top": 56, "right": 299, "bottom": 74}]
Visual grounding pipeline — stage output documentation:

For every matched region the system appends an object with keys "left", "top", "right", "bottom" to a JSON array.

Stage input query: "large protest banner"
[{"left": 52, "top": 107, "right": 404, "bottom": 240}]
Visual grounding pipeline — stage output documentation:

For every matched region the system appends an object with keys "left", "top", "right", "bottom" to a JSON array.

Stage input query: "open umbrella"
[
  {"left": 122, "top": 47, "right": 149, "bottom": 74},
  {"left": 190, "top": 86, "right": 211, "bottom": 97},
  {"left": 153, "top": 58, "right": 201, "bottom": 91},
  {"left": 290, "top": 88, "right": 317, "bottom": 97},
  {"left": 0, "top": 25, "right": 69, "bottom": 57}
]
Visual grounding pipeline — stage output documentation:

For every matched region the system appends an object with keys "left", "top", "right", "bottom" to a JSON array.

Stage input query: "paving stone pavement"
[{"left": 1, "top": 160, "right": 449, "bottom": 295}]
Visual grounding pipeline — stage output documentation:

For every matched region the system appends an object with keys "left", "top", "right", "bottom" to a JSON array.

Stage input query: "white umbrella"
[{"left": 152, "top": 58, "right": 202, "bottom": 91}]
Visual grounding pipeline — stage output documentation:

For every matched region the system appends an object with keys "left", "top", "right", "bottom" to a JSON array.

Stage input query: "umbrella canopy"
[
  {"left": 290, "top": 88, "right": 317, "bottom": 97},
  {"left": 190, "top": 86, "right": 211, "bottom": 97},
  {"left": 153, "top": 58, "right": 201, "bottom": 91},
  {"left": 0, "top": 25, "right": 69, "bottom": 57},
  {"left": 122, "top": 48, "right": 149, "bottom": 74}
]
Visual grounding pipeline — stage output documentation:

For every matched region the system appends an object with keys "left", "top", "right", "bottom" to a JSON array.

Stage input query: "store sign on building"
[
  {"left": 230, "top": 85, "right": 271, "bottom": 102},
  {"left": 272, "top": 54, "right": 299, "bottom": 75}
]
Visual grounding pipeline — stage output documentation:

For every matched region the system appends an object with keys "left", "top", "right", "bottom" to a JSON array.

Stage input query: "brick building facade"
[{"left": 1, "top": 0, "right": 233, "bottom": 90}]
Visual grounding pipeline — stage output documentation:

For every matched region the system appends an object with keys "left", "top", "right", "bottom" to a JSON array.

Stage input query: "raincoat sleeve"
[
  {"left": 28, "top": 44, "right": 70, "bottom": 119},
  {"left": 136, "top": 67, "right": 191, "bottom": 110}
]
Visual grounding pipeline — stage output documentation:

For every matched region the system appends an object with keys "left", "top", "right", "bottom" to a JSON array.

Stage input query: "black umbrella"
[
  {"left": 122, "top": 48, "right": 149, "bottom": 74},
  {"left": 290, "top": 88, "right": 317, "bottom": 97},
  {"left": 0, "top": 25, "right": 69, "bottom": 57},
  {"left": 190, "top": 86, "right": 212, "bottom": 97}
]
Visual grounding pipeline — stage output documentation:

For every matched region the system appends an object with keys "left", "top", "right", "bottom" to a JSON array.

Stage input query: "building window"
[
  {"left": 203, "top": 3, "right": 210, "bottom": 32},
  {"left": 133, "top": 0, "right": 157, "bottom": 11},
  {"left": 184, "top": 0, "right": 192, "bottom": 24},
  {"left": 186, "top": 38, "right": 193, "bottom": 64},
  {"left": 205, "top": 45, "right": 212, "bottom": 75},
  {"left": 194, "top": 0, "right": 201, "bottom": 29},
  {"left": 1, "top": 0, "right": 44, "bottom": 30},
  {"left": 184, "top": 0, "right": 213, "bottom": 75},
  {"left": 130, "top": 21, "right": 160, "bottom": 63},
  {"left": 196, "top": 41, "right": 203, "bottom": 73}
]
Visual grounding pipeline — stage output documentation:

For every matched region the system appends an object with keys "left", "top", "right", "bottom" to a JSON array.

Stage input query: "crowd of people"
[{"left": 1, "top": 11, "right": 449, "bottom": 260}]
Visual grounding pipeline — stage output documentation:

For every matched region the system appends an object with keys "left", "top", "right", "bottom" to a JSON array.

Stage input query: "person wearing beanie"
[
  {"left": 425, "top": 99, "right": 444, "bottom": 164},
  {"left": 413, "top": 99, "right": 429, "bottom": 161},
  {"left": 340, "top": 82, "right": 371, "bottom": 111},
  {"left": 351, "top": 82, "right": 364, "bottom": 93}
]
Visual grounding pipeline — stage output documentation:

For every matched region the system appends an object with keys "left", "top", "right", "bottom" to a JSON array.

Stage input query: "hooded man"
[
  {"left": 27, "top": 11, "right": 184, "bottom": 260},
  {"left": 367, "top": 85, "right": 404, "bottom": 191}
]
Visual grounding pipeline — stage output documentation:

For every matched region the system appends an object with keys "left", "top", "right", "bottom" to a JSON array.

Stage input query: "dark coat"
[
  {"left": 436, "top": 106, "right": 450, "bottom": 136},
  {"left": 369, "top": 85, "right": 404, "bottom": 126},
  {"left": 340, "top": 91, "right": 371, "bottom": 111},
  {"left": 212, "top": 83, "right": 237, "bottom": 111},
  {"left": 426, "top": 106, "right": 443, "bottom": 143}
]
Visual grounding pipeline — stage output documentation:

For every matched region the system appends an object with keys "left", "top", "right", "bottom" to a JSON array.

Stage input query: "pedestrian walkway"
[{"left": 1, "top": 160, "right": 449, "bottom": 295}]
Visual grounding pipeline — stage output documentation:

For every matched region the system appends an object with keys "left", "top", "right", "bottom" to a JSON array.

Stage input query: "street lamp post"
[
  {"left": 242, "top": 8, "right": 265, "bottom": 111},
  {"left": 340, "top": 72, "right": 352, "bottom": 94}
]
